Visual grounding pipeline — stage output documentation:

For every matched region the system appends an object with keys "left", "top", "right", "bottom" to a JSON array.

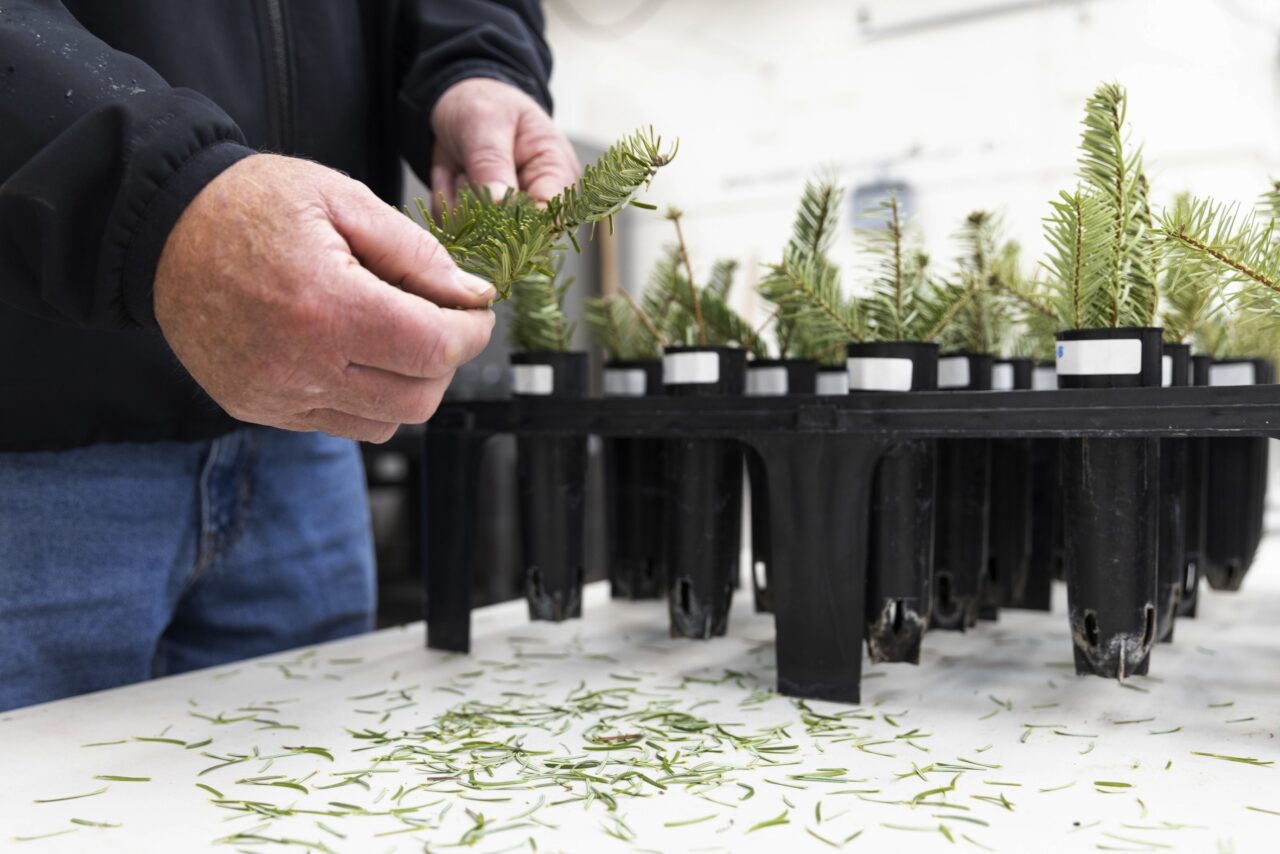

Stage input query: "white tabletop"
[{"left": 3, "top": 541, "right": 1278, "bottom": 853}]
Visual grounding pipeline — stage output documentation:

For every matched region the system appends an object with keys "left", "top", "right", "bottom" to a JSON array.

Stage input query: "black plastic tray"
[{"left": 422, "top": 385, "right": 1280, "bottom": 703}]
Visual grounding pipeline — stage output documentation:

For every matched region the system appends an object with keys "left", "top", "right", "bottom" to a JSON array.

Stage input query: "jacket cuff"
[
  {"left": 118, "top": 140, "right": 255, "bottom": 328},
  {"left": 420, "top": 59, "right": 552, "bottom": 116}
]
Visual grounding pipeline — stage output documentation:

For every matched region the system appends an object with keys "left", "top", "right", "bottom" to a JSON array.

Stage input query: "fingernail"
[
  {"left": 485, "top": 182, "right": 512, "bottom": 201},
  {"left": 456, "top": 270, "right": 497, "bottom": 299}
]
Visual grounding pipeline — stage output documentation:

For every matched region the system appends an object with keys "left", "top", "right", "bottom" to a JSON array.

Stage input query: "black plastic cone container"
[
  {"left": 1179, "top": 355, "right": 1213, "bottom": 618},
  {"left": 745, "top": 359, "right": 817, "bottom": 613},
  {"left": 1019, "top": 363, "right": 1060, "bottom": 612},
  {"left": 1203, "top": 358, "right": 1274, "bottom": 591},
  {"left": 511, "top": 351, "right": 589, "bottom": 622},
  {"left": 663, "top": 346, "right": 747, "bottom": 638},
  {"left": 602, "top": 360, "right": 666, "bottom": 600},
  {"left": 984, "top": 359, "right": 1034, "bottom": 616},
  {"left": 851, "top": 341, "right": 939, "bottom": 663},
  {"left": 931, "top": 353, "right": 994, "bottom": 631},
  {"left": 1156, "top": 344, "right": 1190, "bottom": 641},
  {"left": 1056, "top": 327, "right": 1162, "bottom": 678}
]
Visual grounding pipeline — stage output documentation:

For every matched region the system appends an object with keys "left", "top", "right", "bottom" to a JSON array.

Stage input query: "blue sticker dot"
[{"left": 1056, "top": 345, "right": 1064, "bottom": 358}]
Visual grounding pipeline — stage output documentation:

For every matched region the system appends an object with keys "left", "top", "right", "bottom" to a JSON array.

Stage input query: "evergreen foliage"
[
  {"left": 1157, "top": 194, "right": 1227, "bottom": 344},
  {"left": 583, "top": 292, "right": 662, "bottom": 362},
  {"left": 1157, "top": 194, "right": 1280, "bottom": 321},
  {"left": 861, "top": 197, "right": 976, "bottom": 343},
  {"left": 1042, "top": 83, "right": 1159, "bottom": 329},
  {"left": 590, "top": 212, "right": 763, "bottom": 358},
  {"left": 507, "top": 263, "right": 576, "bottom": 353},
  {"left": 408, "top": 127, "right": 675, "bottom": 353},
  {"left": 650, "top": 209, "right": 767, "bottom": 356},
  {"left": 1042, "top": 189, "right": 1113, "bottom": 329},
  {"left": 759, "top": 176, "right": 861, "bottom": 363},
  {"left": 761, "top": 181, "right": 983, "bottom": 354},
  {"left": 936, "top": 211, "right": 1020, "bottom": 355}
]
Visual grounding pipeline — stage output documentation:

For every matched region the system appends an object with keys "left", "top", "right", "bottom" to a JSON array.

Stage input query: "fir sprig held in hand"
[{"left": 408, "top": 127, "right": 676, "bottom": 301}]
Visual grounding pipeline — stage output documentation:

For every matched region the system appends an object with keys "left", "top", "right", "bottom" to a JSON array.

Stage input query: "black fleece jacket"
[{"left": 0, "top": 0, "right": 551, "bottom": 451}]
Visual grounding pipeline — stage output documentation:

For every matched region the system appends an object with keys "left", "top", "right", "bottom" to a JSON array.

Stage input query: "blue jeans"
[{"left": 0, "top": 427, "right": 376, "bottom": 712}]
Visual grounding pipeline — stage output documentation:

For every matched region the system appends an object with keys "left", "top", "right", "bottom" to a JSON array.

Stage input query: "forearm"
[{"left": 0, "top": 0, "right": 251, "bottom": 329}]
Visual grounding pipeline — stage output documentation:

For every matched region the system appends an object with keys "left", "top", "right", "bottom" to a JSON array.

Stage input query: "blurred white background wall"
[{"left": 544, "top": 0, "right": 1280, "bottom": 317}]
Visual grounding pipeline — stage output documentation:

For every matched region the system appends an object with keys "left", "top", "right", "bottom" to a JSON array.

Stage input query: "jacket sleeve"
[
  {"left": 0, "top": 1, "right": 254, "bottom": 329},
  {"left": 394, "top": 0, "right": 553, "bottom": 181}
]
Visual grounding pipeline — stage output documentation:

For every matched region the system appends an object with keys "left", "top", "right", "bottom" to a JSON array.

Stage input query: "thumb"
[{"left": 329, "top": 185, "right": 496, "bottom": 308}]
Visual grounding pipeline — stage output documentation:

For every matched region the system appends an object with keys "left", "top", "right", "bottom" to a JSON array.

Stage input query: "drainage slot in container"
[
  {"left": 1084, "top": 610, "right": 1100, "bottom": 649},
  {"left": 676, "top": 578, "right": 692, "bottom": 615}
]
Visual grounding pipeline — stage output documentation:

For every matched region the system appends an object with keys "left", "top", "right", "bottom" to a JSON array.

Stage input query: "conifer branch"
[
  {"left": 666, "top": 208, "right": 707, "bottom": 345},
  {"left": 1157, "top": 195, "right": 1280, "bottom": 331},
  {"left": 760, "top": 251, "right": 864, "bottom": 346},
  {"left": 619, "top": 286, "right": 667, "bottom": 348},
  {"left": 1162, "top": 226, "right": 1279, "bottom": 295},
  {"left": 924, "top": 278, "right": 981, "bottom": 342},
  {"left": 408, "top": 127, "right": 675, "bottom": 353},
  {"left": 758, "top": 175, "right": 857, "bottom": 361},
  {"left": 1041, "top": 83, "right": 1156, "bottom": 330}
]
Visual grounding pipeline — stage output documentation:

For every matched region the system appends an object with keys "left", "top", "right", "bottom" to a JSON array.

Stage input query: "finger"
[
  {"left": 331, "top": 363, "right": 451, "bottom": 424},
  {"left": 336, "top": 269, "right": 496, "bottom": 379},
  {"left": 430, "top": 165, "right": 457, "bottom": 219},
  {"left": 457, "top": 116, "right": 519, "bottom": 197},
  {"left": 288, "top": 408, "right": 400, "bottom": 444},
  {"left": 520, "top": 141, "right": 581, "bottom": 204},
  {"left": 325, "top": 187, "right": 496, "bottom": 308}
]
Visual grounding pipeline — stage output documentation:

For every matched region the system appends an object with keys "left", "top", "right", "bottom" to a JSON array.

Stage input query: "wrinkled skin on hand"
[
  {"left": 155, "top": 153, "right": 496, "bottom": 443},
  {"left": 155, "top": 79, "right": 580, "bottom": 443},
  {"left": 429, "top": 77, "right": 581, "bottom": 211}
]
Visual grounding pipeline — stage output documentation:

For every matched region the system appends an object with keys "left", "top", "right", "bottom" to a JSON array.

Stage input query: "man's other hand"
[
  {"left": 429, "top": 77, "right": 581, "bottom": 210},
  {"left": 153, "top": 154, "right": 496, "bottom": 444}
]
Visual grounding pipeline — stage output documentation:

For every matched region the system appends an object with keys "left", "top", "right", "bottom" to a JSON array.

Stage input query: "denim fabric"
[{"left": 0, "top": 427, "right": 375, "bottom": 712}]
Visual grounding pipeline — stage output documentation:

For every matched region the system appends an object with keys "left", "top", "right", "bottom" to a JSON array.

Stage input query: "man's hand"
[
  {"left": 154, "top": 153, "right": 496, "bottom": 444},
  {"left": 429, "top": 77, "right": 581, "bottom": 210}
]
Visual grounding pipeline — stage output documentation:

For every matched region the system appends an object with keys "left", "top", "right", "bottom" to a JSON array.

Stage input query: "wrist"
[{"left": 125, "top": 140, "right": 255, "bottom": 328}]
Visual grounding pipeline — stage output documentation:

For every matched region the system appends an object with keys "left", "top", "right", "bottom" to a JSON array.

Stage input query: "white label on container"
[
  {"left": 991, "top": 363, "right": 1015, "bottom": 391},
  {"left": 511, "top": 364, "right": 554, "bottom": 395},
  {"left": 746, "top": 366, "right": 789, "bottom": 396},
  {"left": 1033, "top": 366, "right": 1056, "bottom": 390},
  {"left": 1209, "top": 362, "right": 1256, "bottom": 387},
  {"left": 938, "top": 356, "right": 971, "bottom": 389},
  {"left": 663, "top": 351, "right": 720, "bottom": 385},
  {"left": 603, "top": 368, "right": 647, "bottom": 397},
  {"left": 1161, "top": 355, "right": 1173, "bottom": 387},
  {"left": 1056, "top": 338, "right": 1143, "bottom": 376},
  {"left": 816, "top": 371, "right": 849, "bottom": 395},
  {"left": 847, "top": 357, "right": 914, "bottom": 392}
]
